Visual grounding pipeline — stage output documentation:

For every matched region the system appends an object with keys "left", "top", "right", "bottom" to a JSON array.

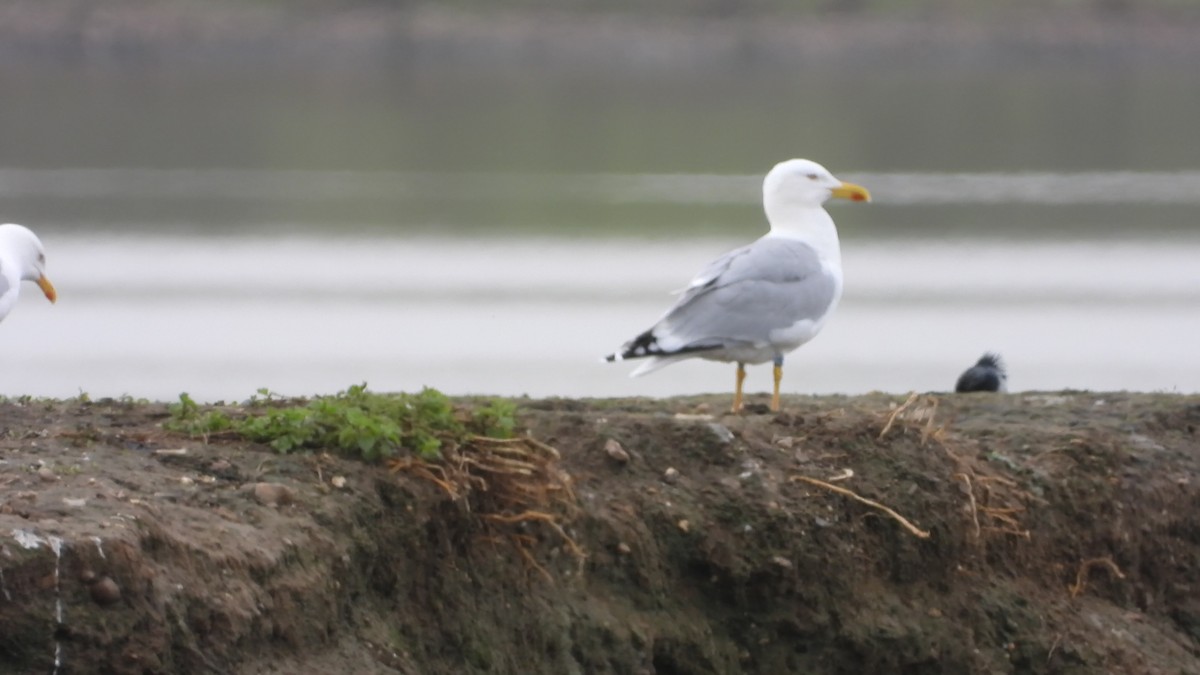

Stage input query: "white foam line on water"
[
  {"left": 849, "top": 171, "right": 1200, "bottom": 205},
  {"left": 1, "top": 167, "right": 1200, "bottom": 205},
  {"left": 41, "top": 235, "right": 1200, "bottom": 302}
]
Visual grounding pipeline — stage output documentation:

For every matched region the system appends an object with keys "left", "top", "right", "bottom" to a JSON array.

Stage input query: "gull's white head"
[
  {"left": 0, "top": 223, "right": 57, "bottom": 306},
  {"left": 763, "top": 159, "right": 871, "bottom": 211}
]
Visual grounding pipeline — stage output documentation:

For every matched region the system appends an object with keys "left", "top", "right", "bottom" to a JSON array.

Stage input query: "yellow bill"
[
  {"left": 37, "top": 275, "right": 57, "bottom": 304},
  {"left": 830, "top": 181, "right": 871, "bottom": 202}
]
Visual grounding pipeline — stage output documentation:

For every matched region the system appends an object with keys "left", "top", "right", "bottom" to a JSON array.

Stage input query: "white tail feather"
[{"left": 629, "top": 355, "right": 688, "bottom": 377}]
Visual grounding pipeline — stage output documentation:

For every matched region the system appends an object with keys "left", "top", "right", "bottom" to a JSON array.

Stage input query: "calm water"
[
  {"left": 1, "top": 66, "right": 1198, "bottom": 401},
  {"left": 5, "top": 219, "right": 1199, "bottom": 402}
]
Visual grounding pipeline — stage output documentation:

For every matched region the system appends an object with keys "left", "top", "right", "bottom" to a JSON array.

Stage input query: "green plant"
[
  {"left": 236, "top": 406, "right": 320, "bottom": 454},
  {"left": 169, "top": 384, "right": 519, "bottom": 462},
  {"left": 166, "top": 392, "right": 233, "bottom": 436},
  {"left": 246, "top": 387, "right": 283, "bottom": 405},
  {"left": 469, "top": 398, "right": 517, "bottom": 439}
]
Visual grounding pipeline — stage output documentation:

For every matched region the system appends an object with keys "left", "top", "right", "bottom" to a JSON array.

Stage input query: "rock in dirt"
[
  {"left": 36, "top": 467, "right": 58, "bottom": 483},
  {"left": 604, "top": 439, "right": 630, "bottom": 464},
  {"left": 707, "top": 422, "right": 735, "bottom": 443},
  {"left": 89, "top": 577, "right": 121, "bottom": 606},
  {"left": 247, "top": 482, "right": 296, "bottom": 506}
]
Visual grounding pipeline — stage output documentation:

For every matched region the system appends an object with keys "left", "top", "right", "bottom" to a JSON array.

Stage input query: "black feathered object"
[{"left": 955, "top": 353, "right": 1007, "bottom": 393}]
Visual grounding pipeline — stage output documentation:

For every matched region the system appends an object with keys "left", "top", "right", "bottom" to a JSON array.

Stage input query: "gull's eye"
[
  {"left": 806, "top": 173, "right": 820, "bottom": 180},
  {"left": 37, "top": 253, "right": 45, "bottom": 264}
]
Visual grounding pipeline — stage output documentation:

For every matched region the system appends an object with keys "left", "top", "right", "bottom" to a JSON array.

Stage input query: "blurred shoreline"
[{"left": 3, "top": 2, "right": 1199, "bottom": 73}]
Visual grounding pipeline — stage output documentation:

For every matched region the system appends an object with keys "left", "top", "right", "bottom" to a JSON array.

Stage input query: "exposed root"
[
  {"left": 938, "top": 437, "right": 1033, "bottom": 545},
  {"left": 875, "top": 394, "right": 1035, "bottom": 544},
  {"left": 919, "top": 398, "right": 945, "bottom": 445},
  {"left": 1046, "top": 633, "right": 1064, "bottom": 664},
  {"left": 879, "top": 392, "right": 920, "bottom": 439},
  {"left": 469, "top": 434, "right": 562, "bottom": 458},
  {"left": 388, "top": 433, "right": 583, "bottom": 579},
  {"left": 483, "top": 511, "right": 586, "bottom": 564},
  {"left": 1069, "top": 556, "right": 1126, "bottom": 597},
  {"left": 511, "top": 536, "right": 553, "bottom": 583},
  {"left": 878, "top": 392, "right": 945, "bottom": 445},
  {"left": 956, "top": 473, "right": 982, "bottom": 539},
  {"left": 980, "top": 507, "right": 1025, "bottom": 529},
  {"left": 976, "top": 475, "right": 1022, "bottom": 488},
  {"left": 827, "top": 468, "right": 854, "bottom": 482},
  {"left": 389, "top": 458, "right": 461, "bottom": 499},
  {"left": 789, "top": 475, "right": 931, "bottom": 539},
  {"left": 981, "top": 526, "right": 1031, "bottom": 539},
  {"left": 306, "top": 451, "right": 338, "bottom": 485}
]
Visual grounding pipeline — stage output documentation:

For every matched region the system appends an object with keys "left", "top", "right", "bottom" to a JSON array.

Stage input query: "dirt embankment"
[{"left": 1, "top": 392, "right": 1199, "bottom": 674}]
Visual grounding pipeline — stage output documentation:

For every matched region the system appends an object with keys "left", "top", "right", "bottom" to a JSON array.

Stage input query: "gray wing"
[
  {"left": 656, "top": 237, "right": 837, "bottom": 348},
  {"left": 673, "top": 244, "right": 755, "bottom": 301}
]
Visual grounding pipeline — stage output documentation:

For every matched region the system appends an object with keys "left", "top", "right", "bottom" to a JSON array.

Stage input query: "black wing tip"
[
  {"left": 609, "top": 329, "right": 724, "bottom": 362},
  {"left": 616, "top": 330, "right": 664, "bottom": 360}
]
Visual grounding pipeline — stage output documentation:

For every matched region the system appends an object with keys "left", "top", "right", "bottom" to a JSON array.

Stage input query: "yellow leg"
[
  {"left": 731, "top": 363, "right": 746, "bottom": 413},
  {"left": 770, "top": 363, "right": 783, "bottom": 412}
]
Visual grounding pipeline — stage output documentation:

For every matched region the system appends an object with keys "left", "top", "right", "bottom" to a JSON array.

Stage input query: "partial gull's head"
[
  {"left": 0, "top": 223, "right": 57, "bottom": 323},
  {"left": 763, "top": 158, "right": 871, "bottom": 212}
]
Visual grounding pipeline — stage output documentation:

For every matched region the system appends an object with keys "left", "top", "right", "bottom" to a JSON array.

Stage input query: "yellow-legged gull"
[
  {"left": 0, "top": 224, "right": 57, "bottom": 323},
  {"left": 605, "top": 159, "right": 869, "bottom": 412}
]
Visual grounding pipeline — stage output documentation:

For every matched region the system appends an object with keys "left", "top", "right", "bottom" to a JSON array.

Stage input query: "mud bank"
[{"left": 1, "top": 391, "right": 1198, "bottom": 674}]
